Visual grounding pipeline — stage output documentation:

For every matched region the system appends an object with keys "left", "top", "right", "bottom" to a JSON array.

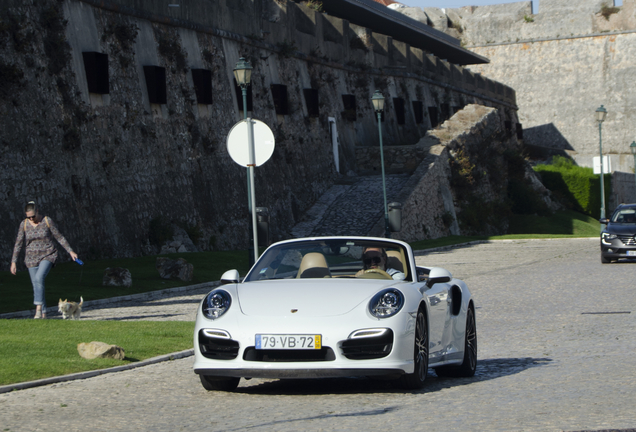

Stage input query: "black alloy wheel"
[
  {"left": 199, "top": 375, "right": 240, "bottom": 391},
  {"left": 435, "top": 305, "right": 477, "bottom": 378},
  {"left": 400, "top": 310, "right": 428, "bottom": 389}
]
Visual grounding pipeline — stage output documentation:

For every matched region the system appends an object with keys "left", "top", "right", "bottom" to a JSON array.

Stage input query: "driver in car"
[{"left": 355, "top": 247, "right": 405, "bottom": 280}]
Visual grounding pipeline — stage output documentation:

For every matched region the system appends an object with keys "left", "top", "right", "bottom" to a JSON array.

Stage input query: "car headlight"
[
  {"left": 202, "top": 289, "right": 232, "bottom": 320},
  {"left": 369, "top": 288, "right": 404, "bottom": 318},
  {"left": 602, "top": 233, "right": 617, "bottom": 243}
]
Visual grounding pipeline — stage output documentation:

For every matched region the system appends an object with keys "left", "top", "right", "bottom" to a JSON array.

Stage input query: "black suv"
[{"left": 600, "top": 203, "right": 636, "bottom": 263}]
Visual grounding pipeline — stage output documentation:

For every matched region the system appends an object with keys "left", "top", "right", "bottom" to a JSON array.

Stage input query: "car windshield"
[
  {"left": 611, "top": 209, "right": 636, "bottom": 224},
  {"left": 244, "top": 239, "right": 411, "bottom": 282}
]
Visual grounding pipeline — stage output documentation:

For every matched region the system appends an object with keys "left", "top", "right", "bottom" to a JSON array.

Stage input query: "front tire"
[
  {"left": 400, "top": 310, "right": 428, "bottom": 389},
  {"left": 435, "top": 306, "right": 477, "bottom": 378},
  {"left": 199, "top": 375, "right": 240, "bottom": 392},
  {"left": 601, "top": 254, "right": 611, "bottom": 264}
]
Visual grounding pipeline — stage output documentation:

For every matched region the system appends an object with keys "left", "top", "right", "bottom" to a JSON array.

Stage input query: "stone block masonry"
[
  {"left": 0, "top": 0, "right": 516, "bottom": 266},
  {"left": 394, "top": 0, "right": 636, "bottom": 184}
]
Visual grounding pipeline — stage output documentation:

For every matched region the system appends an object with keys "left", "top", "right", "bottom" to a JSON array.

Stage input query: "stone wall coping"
[{"left": 467, "top": 28, "right": 636, "bottom": 48}]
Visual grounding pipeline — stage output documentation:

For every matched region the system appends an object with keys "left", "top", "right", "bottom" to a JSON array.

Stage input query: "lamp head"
[
  {"left": 233, "top": 57, "right": 252, "bottom": 87},
  {"left": 630, "top": 141, "right": 636, "bottom": 155},
  {"left": 596, "top": 105, "right": 607, "bottom": 123},
  {"left": 371, "top": 90, "right": 385, "bottom": 113}
]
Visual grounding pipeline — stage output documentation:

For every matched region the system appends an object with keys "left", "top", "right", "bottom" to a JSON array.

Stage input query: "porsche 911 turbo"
[{"left": 193, "top": 236, "right": 476, "bottom": 391}]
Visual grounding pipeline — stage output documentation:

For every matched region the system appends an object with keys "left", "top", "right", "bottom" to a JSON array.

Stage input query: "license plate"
[
  {"left": 627, "top": 251, "right": 636, "bottom": 256},
  {"left": 255, "top": 334, "right": 321, "bottom": 350}
]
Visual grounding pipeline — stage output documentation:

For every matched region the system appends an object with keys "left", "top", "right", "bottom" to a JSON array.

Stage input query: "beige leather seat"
[
  {"left": 386, "top": 250, "right": 407, "bottom": 278},
  {"left": 296, "top": 252, "right": 331, "bottom": 278}
]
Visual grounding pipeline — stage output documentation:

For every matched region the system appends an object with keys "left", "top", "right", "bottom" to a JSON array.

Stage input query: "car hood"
[
  {"left": 605, "top": 224, "right": 636, "bottom": 235},
  {"left": 236, "top": 279, "right": 399, "bottom": 317}
]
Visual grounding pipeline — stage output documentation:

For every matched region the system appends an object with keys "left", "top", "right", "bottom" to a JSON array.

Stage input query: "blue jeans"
[{"left": 28, "top": 260, "right": 53, "bottom": 309}]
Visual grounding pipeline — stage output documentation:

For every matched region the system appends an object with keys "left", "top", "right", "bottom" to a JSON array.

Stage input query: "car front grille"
[
  {"left": 617, "top": 235, "right": 636, "bottom": 245},
  {"left": 340, "top": 329, "right": 394, "bottom": 360},
  {"left": 243, "top": 347, "right": 336, "bottom": 362},
  {"left": 198, "top": 330, "right": 240, "bottom": 360}
]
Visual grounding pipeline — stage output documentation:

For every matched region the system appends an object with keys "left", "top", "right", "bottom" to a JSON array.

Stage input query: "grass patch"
[
  {"left": 0, "top": 250, "right": 250, "bottom": 314},
  {"left": 0, "top": 320, "right": 193, "bottom": 386},
  {"left": 410, "top": 210, "right": 599, "bottom": 251}
]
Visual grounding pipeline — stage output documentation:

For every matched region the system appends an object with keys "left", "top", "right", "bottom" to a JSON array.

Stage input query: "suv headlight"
[
  {"left": 602, "top": 233, "right": 617, "bottom": 244},
  {"left": 369, "top": 288, "right": 404, "bottom": 318},
  {"left": 202, "top": 289, "right": 232, "bottom": 320}
]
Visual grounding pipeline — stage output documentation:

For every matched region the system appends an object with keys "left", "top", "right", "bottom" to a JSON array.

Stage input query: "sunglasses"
[
  {"left": 364, "top": 256, "right": 383, "bottom": 265},
  {"left": 26, "top": 215, "right": 36, "bottom": 220}
]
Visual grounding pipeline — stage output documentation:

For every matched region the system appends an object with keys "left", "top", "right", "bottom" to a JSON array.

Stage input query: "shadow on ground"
[{"left": 231, "top": 357, "right": 552, "bottom": 396}]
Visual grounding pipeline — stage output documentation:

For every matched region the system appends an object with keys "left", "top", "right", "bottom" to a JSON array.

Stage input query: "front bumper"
[
  {"left": 193, "top": 309, "right": 416, "bottom": 379},
  {"left": 600, "top": 239, "right": 636, "bottom": 259}
]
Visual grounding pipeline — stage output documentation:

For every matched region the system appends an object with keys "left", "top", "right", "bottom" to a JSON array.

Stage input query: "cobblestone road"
[{"left": 2, "top": 238, "right": 636, "bottom": 432}]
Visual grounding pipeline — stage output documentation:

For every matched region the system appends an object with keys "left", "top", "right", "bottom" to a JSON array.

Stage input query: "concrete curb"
[
  {"left": 0, "top": 280, "right": 221, "bottom": 320},
  {"left": 0, "top": 349, "right": 194, "bottom": 394}
]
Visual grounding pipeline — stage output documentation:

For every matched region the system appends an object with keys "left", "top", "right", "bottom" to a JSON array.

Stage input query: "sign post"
[{"left": 227, "top": 118, "right": 275, "bottom": 264}]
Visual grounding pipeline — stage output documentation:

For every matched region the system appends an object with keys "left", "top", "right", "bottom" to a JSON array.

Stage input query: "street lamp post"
[
  {"left": 372, "top": 90, "right": 390, "bottom": 238},
  {"left": 233, "top": 58, "right": 258, "bottom": 265},
  {"left": 596, "top": 105, "right": 608, "bottom": 223},
  {"left": 631, "top": 141, "right": 636, "bottom": 201}
]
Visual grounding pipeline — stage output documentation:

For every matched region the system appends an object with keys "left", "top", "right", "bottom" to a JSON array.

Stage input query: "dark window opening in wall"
[
  {"left": 303, "top": 88, "right": 319, "bottom": 117},
  {"left": 191, "top": 69, "right": 213, "bottom": 104},
  {"left": 233, "top": 78, "right": 253, "bottom": 112},
  {"left": 428, "top": 107, "right": 439, "bottom": 127},
  {"left": 505, "top": 120, "right": 512, "bottom": 131},
  {"left": 270, "top": 84, "right": 289, "bottom": 115},
  {"left": 441, "top": 103, "right": 451, "bottom": 121},
  {"left": 412, "top": 101, "right": 423, "bottom": 124},
  {"left": 516, "top": 123, "right": 523, "bottom": 140},
  {"left": 393, "top": 98, "right": 405, "bottom": 125},
  {"left": 82, "top": 52, "right": 109, "bottom": 94},
  {"left": 342, "top": 94, "right": 356, "bottom": 121},
  {"left": 143, "top": 65, "right": 167, "bottom": 104}
]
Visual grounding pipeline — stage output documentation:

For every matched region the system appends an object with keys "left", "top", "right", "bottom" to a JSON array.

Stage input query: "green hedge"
[{"left": 534, "top": 157, "right": 611, "bottom": 219}]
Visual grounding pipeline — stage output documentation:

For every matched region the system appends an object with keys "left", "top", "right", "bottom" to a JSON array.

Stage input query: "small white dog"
[{"left": 58, "top": 297, "right": 83, "bottom": 320}]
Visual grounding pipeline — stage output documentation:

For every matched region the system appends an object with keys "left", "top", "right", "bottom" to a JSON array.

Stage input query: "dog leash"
[{"left": 76, "top": 258, "right": 84, "bottom": 284}]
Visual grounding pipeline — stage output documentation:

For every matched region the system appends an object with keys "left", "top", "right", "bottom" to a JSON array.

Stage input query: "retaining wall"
[{"left": 0, "top": 0, "right": 516, "bottom": 266}]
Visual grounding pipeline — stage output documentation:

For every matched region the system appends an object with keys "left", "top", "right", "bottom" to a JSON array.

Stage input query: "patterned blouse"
[{"left": 11, "top": 217, "right": 75, "bottom": 268}]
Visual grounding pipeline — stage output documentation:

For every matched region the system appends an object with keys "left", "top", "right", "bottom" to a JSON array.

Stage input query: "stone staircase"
[{"left": 290, "top": 173, "right": 411, "bottom": 238}]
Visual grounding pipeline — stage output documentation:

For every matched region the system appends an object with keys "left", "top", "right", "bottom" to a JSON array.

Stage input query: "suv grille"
[{"left": 617, "top": 235, "right": 636, "bottom": 245}]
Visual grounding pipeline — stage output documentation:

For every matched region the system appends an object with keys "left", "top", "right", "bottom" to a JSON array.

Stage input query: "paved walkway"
[
  {"left": 2, "top": 238, "right": 636, "bottom": 431},
  {"left": 291, "top": 174, "right": 410, "bottom": 238}
]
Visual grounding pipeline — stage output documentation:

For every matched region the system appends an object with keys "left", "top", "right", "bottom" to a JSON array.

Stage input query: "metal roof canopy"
[{"left": 320, "top": 0, "right": 489, "bottom": 66}]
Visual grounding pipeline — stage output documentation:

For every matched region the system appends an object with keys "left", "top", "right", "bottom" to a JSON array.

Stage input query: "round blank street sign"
[{"left": 226, "top": 119, "right": 276, "bottom": 167}]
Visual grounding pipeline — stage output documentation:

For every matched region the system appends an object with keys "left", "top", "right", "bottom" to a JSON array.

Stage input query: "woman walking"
[{"left": 10, "top": 201, "right": 79, "bottom": 319}]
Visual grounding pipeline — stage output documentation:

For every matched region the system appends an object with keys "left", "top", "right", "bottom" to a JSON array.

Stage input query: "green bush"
[
  {"left": 504, "top": 149, "right": 551, "bottom": 217},
  {"left": 534, "top": 156, "right": 611, "bottom": 219}
]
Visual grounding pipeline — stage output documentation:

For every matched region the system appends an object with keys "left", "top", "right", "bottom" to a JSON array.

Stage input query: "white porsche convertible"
[{"left": 193, "top": 236, "right": 477, "bottom": 391}]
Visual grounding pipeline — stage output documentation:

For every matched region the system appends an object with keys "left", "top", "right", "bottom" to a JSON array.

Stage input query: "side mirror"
[
  {"left": 426, "top": 267, "right": 452, "bottom": 288},
  {"left": 220, "top": 269, "right": 240, "bottom": 284},
  {"left": 599, "top": 218, "right": 610, "bottom": 224}
]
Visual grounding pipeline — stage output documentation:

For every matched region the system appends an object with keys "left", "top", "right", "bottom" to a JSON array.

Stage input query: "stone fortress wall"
[
  {"left": 0, "top": 0, "right": 517, "bottom": 266},
  {"left": 395, "top": 0, "right": 636, "bottom": 204}
]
